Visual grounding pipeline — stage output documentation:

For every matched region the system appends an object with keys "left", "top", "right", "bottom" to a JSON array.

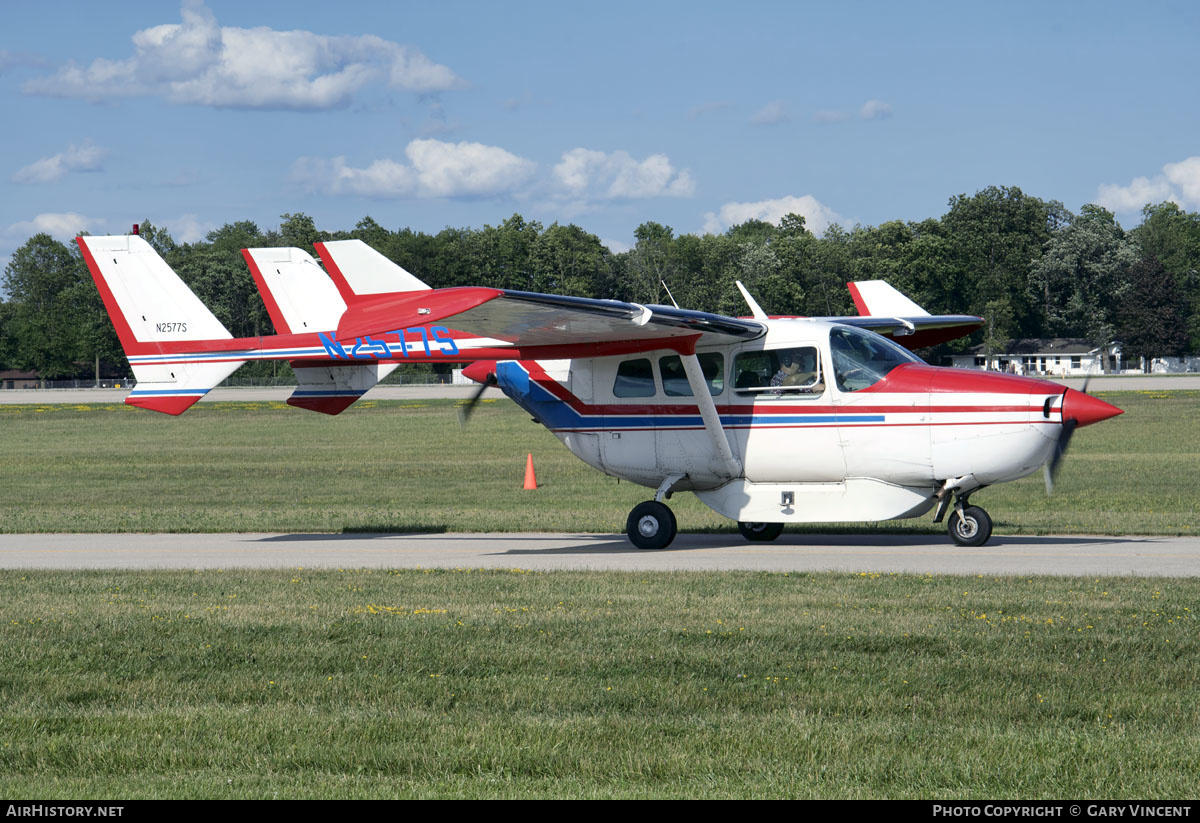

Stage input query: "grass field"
[
  {"left": 2, "top": 392, "right": 1198, "bottom": 799},
  {"left": 0, "top": 390, "right": 1195, "bottom": 535},
  {"left": 1, "top": 568, "right": 1197, "bottom": 799}
]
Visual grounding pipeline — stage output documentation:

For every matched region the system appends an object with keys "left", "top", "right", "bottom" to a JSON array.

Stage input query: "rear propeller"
[{"left": 457, "top": 371, "right": 497, "bottom": 426}]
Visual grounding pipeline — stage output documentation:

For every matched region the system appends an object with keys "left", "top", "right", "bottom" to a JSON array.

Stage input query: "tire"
[
  {"left": 947, "top": 505, "right": 992, "bottom": 547},
  {"left": 737, "top": 521, "right": 784, "bottom": 542},
  {"left": 626, "top": 501, "right": 677, "bottom": 550}
]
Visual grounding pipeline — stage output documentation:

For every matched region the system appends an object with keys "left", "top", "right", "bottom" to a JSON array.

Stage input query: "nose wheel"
[
  {"left": 626, "top": 501, "right": 677, "bottom": 550},
  {"left": 947, "top": 505, "right": 992, "bottom": 547}
]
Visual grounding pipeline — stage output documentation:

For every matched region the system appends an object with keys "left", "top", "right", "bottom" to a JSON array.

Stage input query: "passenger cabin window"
[
  {"left": 658, "top": 353, "right": 724, "bottom": 397},
  {"left": 613, "top": 358, "right": 656, "bottom": 397},
  {"left": 732, "top": 347, "right": 824, "bottom": 396},
  {"left": 829, "top": 326, "right": 922, "bottom": 392}
]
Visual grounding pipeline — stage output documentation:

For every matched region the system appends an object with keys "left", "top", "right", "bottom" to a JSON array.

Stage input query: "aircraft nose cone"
[{"left": 1061, "top": 388, "right": 1123, "bottom": 428}]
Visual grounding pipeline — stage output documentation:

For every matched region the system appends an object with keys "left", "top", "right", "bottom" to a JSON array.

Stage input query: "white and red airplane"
[{"left": 77, "top": 232, "right": 1122, "bottom": 550}]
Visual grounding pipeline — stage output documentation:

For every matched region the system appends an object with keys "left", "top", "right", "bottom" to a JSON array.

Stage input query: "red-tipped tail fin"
[{"left": 77, "top": 234, "right": 246, "bottom": 414}]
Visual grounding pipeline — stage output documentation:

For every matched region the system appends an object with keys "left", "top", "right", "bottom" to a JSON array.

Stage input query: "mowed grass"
[
  {"left": 0, "top": 390, "right": 1195, "bottom": 535},
  {"left": 1, "top": 568, "right": 1197, "bottom": 799}
]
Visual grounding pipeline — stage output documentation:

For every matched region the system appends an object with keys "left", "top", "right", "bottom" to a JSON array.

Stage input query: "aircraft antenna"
[
  {"left": 660, "top": 280, "right": 680, "bottom": 309},
  {"left": 735, "top": 281, "right": 768, "bottom": 321}
]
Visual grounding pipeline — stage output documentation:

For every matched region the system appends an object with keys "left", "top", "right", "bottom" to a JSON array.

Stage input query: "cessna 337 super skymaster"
[{"left": 77, "top": 232, "right": 1122, "bottom": 550}]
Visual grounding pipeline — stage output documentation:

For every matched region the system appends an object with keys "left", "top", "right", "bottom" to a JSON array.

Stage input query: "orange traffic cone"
[{"left": 523, "top": 453, "right": 538, "bottom": 490}]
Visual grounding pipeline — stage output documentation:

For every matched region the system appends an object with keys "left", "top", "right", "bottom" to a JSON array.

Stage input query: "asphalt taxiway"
[{"left": 2, "top": 532, "right": 1198, "bottom": 576}]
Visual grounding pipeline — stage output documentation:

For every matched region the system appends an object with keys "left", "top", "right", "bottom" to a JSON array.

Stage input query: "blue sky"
[{"left": 3, "top": 0, "right": 1199, "bottom": 273}]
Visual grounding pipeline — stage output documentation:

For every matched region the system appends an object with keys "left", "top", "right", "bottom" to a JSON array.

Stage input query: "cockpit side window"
[
  {"left": 829, "top": 326, "right": 922, "bottom": 392},
  {"left": 733, "top": 347, "right": 824, "bottom": 396},
  {"left": 659, "top": 352, "right": 725, "bottom": 397},
  {"left": 613, "top": 358, "right": 657, "bottom": 398}
]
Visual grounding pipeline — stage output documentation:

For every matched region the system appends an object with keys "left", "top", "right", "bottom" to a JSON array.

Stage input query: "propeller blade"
[
  {"left": 1044, "top": 417, "right": 1076, "bottom": 495},
  {"left": 457, "top": 372, "right": 497, "bottom": 425}
]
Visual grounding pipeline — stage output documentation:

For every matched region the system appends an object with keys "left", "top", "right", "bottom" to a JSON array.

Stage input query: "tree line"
[{"left": 2, "top": 186, "right": 1198, "bottom": 382}]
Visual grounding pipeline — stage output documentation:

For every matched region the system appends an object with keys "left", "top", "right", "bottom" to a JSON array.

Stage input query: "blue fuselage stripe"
[{"left": 495, "top": 362, "right": 885, "bottom": 431}]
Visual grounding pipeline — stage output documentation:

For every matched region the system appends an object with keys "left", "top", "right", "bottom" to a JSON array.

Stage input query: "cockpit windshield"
[{"left": 829, "top": 326, "right": 924, "bottom": 392}]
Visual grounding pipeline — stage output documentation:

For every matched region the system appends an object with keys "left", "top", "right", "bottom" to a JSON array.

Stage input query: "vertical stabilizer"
[
  {"left": 314, "top": 239, "right": 430, "bottom": 303},
  {"left": 77, "top": 234, "right": 246, "bottom": 414},
  {"left": 243, "top": 246, "right": 346, "bottom": 334},
  {"left": 846, "top": 280, "right": 931, "bottom": 317}
]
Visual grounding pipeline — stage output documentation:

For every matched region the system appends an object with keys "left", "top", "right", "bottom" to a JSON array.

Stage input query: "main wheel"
[
  {"left": 947, "top": 505, "right": 992, "bottom": 547},
  {"left": 626, "top": 501, "right": 677, "bottom": 550},
  {"left": 737, "top": 521, "right": 784, "bottom": 542}
]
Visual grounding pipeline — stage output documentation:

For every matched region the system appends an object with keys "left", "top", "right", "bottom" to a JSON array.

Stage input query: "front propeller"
[{"left": 1044, "top": 375, "right": 1122, "bottom": 494}]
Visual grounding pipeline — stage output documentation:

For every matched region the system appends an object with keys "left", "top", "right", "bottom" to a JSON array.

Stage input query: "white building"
[{"left": 948, "top": 339, "right": 1118, "bottom": 377}]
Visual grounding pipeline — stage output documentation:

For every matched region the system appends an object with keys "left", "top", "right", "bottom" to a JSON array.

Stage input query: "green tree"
[
  {"left": 1117, "top": 254, "right": 1190, "bottom": 365},
  {"left": 623, "top": 222, "right": 676, "bottom": 304},
  {"left": 279, "top": 212, "right": 323, "bottom": 254},
  {"left": 1130, "top": 202, "right": 1200, "bottom": 351},
  {"left": 1028, "top": 205, "right": 1138, "bottom": 370},
  {"left": 170, "top": 221, "right": 269, "bottom": 339},
  {"left": 1, "top": 234, "right": 98, "bottom": 381},
  {"left": 350, "top": 215, "right": 390, "bottom": 251},
  {"left": 137, "top": 220, "right": 177, "bottom": 258},
  {"left": 942, "top": 186, "right": 1068, "bottom": 336},
  {"left": 530, "top": 223, "right": 610, "bottom": 297}
]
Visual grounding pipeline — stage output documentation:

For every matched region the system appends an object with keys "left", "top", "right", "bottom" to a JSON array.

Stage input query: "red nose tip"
[
  {"left": 461, "top": 360, "right": 497, "bottom": 385},
  {"left": 1061, "top": 389, "right": 1123, "bottom": 428}
]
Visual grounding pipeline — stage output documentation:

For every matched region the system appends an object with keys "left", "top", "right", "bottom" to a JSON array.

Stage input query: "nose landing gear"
[
  {"left": 934, "top": 478, "right": 993, "bottom": 547},
  {"left": 945, "top": 503, "right": 992, "bottom": 547}
]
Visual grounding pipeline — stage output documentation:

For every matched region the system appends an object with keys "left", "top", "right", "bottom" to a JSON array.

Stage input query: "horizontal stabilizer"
[
  {"left": 287, "top": 362, "right": 398, "bottom": 415},
  {"left": 243, "top": 247, "right": 346, "bottom": 334},
  {"left": 124, "top": 358, "right": 246, "bottom": 415}
]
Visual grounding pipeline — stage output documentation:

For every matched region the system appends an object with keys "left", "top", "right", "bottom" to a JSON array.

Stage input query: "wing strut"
[{"left": 680, "top": 353, "right": 741, "bottom": 479}]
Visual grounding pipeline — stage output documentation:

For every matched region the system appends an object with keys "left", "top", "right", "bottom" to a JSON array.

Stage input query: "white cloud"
[
  {"left": 1096, "top": 156, "right": 1200, "bottom": 215},
  {"left": 860, "top": 99, "right": 893, "bottom": 120},
  {"left": 702, "top": 195, "right": 848, "bottom": 237},
  {"left": 12, "top": 139, "right": 107, "bottom": 184},
  {"left": 1164, "top": 157, "right": 1200, "bottom": 206},
  {"left": 6, "top": 212, "right": 106, "bottom": 241},
  {"left": 552, "top": 149, "right": 694, "bottom": 201},
  {"left": 23, "top": 0, "right": 462, "bottom": 110},
  {"left": 602, "top": 238, "right": 631, "bottom": 254},
  {"left": 1095, "top": 176, "right": 1174, "bottom": 214},
  {"left": 750, "top": 100, "right": 790, "bottom": 126},
  {"left": 293, "top": 138, "right": 535, "bottom": 198}
]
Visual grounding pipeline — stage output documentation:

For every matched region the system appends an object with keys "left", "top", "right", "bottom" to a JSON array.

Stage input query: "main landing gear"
[
  {"left": 626, "top": 501, "right": 677, "bottom": 550},
  {"left": 624, "top": 500, "right": 787, "bottom": 550},
  {"left": 737, "top": 521, "right": 784, "bottom": 541}
]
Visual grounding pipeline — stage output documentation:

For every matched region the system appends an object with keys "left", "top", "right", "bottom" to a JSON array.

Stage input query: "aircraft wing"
[{"left": 336, "top": 287, "right": 766, "bottom": 357}]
